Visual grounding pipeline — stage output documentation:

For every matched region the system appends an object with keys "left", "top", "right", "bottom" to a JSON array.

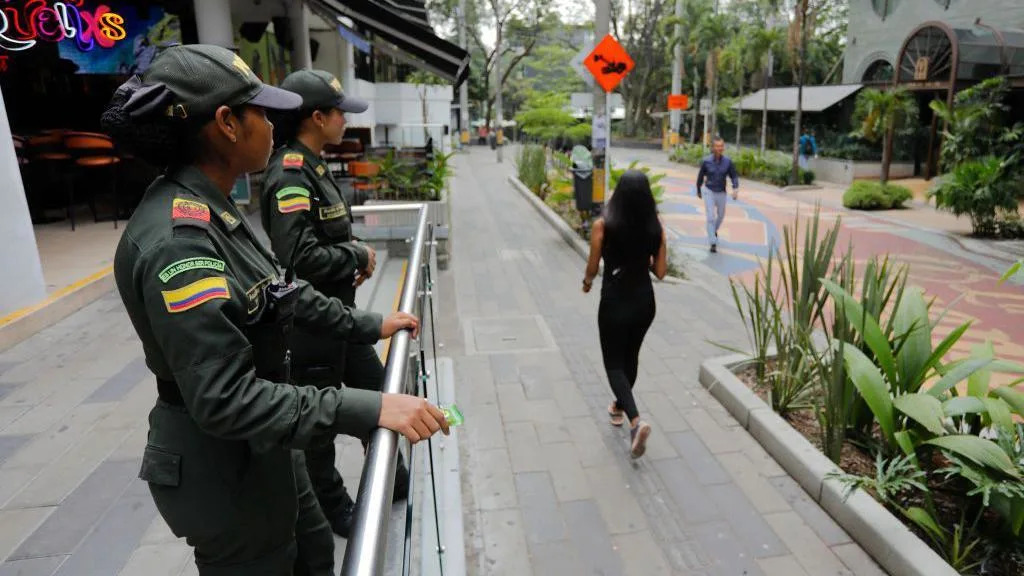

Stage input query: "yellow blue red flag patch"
[{"left": 162, "top": 277, "right": 230, "bottom": 313}]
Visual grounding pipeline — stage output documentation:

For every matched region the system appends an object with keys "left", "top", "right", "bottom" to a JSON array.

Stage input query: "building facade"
[{"left": 843, "top": 0, "right": 1024, "bottom": 85}]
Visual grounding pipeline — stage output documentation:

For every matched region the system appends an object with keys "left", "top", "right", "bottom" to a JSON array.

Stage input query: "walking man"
[{"left": 696, "top": 137, "right": 739, "bottom": 253}]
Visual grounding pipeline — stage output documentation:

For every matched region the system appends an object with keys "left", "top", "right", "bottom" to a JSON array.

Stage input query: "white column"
[
  {"left": 289, "top": 1, "right": 311, "bottom": 70},
  {"left": 0, "top": 86, "right": 46, "bottom": 316},
  {"left": 193, "top": 0, "right": 234, "bottom": 48}
]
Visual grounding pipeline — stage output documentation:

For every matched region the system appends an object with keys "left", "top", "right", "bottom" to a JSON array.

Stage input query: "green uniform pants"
[
  {"left": 297, "top": 341, "right": 386, "bottom": 519},
  {"left": 140, "top": 401, "right": 335, "bottom": 576}
]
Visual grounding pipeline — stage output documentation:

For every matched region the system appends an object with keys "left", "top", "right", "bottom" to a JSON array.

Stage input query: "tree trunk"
[
  {"left": 691, "top": 67, "right": 700, "bottom": 144},
  {"left": 790, "top": 0, "right": 808, "bottom": 186},
  {"left": 881, "top": 124, "right": 893, "bottom": 185},
  {"left": 761, "top": 57, "right": 770, "bottom": 155},
  {"left": 735, "top": 74, "right": 743, "bottom": 150}
]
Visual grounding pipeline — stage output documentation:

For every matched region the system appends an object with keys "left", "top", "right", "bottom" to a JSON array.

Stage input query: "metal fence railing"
[{"left": 342, "top": 203, "right": 450, "bottom": 576}]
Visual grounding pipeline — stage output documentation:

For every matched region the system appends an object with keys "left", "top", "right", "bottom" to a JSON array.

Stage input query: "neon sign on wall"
[{"left": 0, "top": 1, "right": 127, "bottom": 52}]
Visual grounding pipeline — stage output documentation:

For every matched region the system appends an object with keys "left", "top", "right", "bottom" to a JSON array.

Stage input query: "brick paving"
[{"left": 0, "top": 147, "right": 886, "bottom": 575}]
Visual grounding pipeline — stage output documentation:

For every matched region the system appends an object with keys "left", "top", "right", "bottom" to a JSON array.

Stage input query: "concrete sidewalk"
[{"left": 445, "top": 148, "right": 883, "bottom": 575}]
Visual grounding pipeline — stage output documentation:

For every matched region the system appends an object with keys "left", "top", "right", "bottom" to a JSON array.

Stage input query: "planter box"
[
  {"left": 809, "top": 157, "right": 916, "bottom": 186},
  {"left": 699, "top": 354, "right": 959, "bottom": 576}
]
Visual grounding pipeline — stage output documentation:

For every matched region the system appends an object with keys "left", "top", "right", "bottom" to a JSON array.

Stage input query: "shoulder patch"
[
  {"left": 315, "top": 164, "right": 327, "bottom": 177},
  {"left": 276, "top": 187, "right": 311, "bottom": 213},
  {"left": 158, "top": 257, "right": 226, "bottom": 283},
  {"left": 172, "top": 197, "right": 211, "bottom": 229},
  {"left": 282, "top": 153, "right": 304, "bottom": 170},
  {"left": 161, "top": 276, "right": 230, "bottom": 313}
]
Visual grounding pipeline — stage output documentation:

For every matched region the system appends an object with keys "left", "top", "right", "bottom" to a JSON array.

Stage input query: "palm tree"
[
  {"left": 789, "top": 0, "right": 810, "bottom": 185},
  {"left": 663, "top": 0, "right": 713, "bottom": 143},
  {"left": 851, "top": 87, "right": 916, "bottom": 184},
  {"left": 693, "top": 11, "right": 730, "bottom": 141}
]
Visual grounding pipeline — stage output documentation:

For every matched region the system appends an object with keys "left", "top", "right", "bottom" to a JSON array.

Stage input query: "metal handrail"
[{"left": 342, "top": 203, "right": 431, "bottom": 576}]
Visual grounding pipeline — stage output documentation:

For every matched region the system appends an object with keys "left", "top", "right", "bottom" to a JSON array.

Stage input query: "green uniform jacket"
[
  {"left": 114, "top": 165, "right": 384, "bottom": 447},
  {"left": 261, "top": 141, "right": 366, "bottom": 306}
]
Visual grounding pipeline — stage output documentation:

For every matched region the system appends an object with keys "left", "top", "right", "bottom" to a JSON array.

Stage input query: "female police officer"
[
  {"left": 102, "top": 44, "right": 448, "bottom": 576},
  {"left": 259, "top": 69, "right": 408, "bottom": 538}
]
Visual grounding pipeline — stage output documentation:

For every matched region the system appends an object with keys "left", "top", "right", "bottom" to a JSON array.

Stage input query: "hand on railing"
[
  {"left": 378, "top": 394, "right": 450, "bottom": 444},
  {"left": 381, "top": 312, "right": 420, "bottom": 339}
]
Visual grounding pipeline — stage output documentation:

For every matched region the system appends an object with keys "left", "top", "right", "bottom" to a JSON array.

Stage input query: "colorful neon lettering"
[{"left": 0, "top": 1, "right": 126, "bottom": 52}]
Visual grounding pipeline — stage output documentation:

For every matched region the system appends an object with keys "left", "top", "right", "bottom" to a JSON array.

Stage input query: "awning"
[
  {"left": 307, "top": 0, "right": 469, "bottom": 87},
  {"left": 733, "top": 84, "right": 863, "bottom": 112}
]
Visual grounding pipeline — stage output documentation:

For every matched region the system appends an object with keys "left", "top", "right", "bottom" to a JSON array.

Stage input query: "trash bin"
[{"left": 570, "top": 145, "right": 593, "bottom": 212}]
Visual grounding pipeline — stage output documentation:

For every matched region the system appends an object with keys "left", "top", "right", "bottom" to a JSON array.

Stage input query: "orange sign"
[
  {"left": 668, "top": 94, "right": 689, "bottom": 110},
  {"left": 584, "top": 34, "right": 634, "bottom": 93}
]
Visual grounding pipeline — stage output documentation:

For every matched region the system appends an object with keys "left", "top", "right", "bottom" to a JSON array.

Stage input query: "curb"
[
  {"left": 507, "top": 175, "right": 697, "bottom": 288},
  {"left": 0, "top": 266, "right": 115, "bottom": 354},
  {"left": 698, "top": 354, "right": 958, "bottom": 576}
]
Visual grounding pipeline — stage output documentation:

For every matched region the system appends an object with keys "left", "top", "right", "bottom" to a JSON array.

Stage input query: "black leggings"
[{"left": 598, "top": 290, "right": 656, "bottom": 422}]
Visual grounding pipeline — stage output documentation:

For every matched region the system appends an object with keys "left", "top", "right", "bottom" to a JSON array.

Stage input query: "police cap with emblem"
[
  {"left": 280, "top": 70, "right": 369, "bottom": 114},
  {"left": 121, "top": 44, "right": 302, "bottom": 120}
]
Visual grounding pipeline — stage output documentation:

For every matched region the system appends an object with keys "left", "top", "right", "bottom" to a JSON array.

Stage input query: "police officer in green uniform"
[
  {"left": 102, "top": 44, "right": 449, "bottom": 576},
  {"left": 260, "top": 69, "right": 409, "bottom": 538}
]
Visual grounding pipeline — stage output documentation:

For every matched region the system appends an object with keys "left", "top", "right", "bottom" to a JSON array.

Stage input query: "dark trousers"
[
  {"left": 142, "top": 403, "right": 334, "bottom": 576},
  {"left": 598, "top": 289, "right": 656, "bottom": 422},
  {"left": 295, "top": 341, "right": 385, "bottom": 519}
]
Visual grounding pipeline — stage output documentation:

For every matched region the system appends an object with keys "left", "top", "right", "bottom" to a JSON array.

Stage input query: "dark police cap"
[
  {"left": 122, "top": 44, "right": 301, "bottom": 120},
  {"left": 280, "top": 69, "right": 369, "bottom": 113}
]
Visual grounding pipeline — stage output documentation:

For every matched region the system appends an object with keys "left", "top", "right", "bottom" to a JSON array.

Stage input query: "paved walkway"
[
  {"left": 445, "top": 148, "right": 882, "bottom": 575},
  {"left": 0, "top": 147, "right": 885, "bottom": 575}
]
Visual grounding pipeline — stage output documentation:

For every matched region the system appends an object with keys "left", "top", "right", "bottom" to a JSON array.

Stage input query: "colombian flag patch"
[
  {"left": 282, "top": 153, "right": 304, "bottom": 169},
  {"left": 172, "top": 198, "right": 210, "bottom": 224},
  {"left": 276, "top": 187, "right": 311, "bottom": 213},
  {"left": 162, "top": 277, "right": 230, "bottom": 313}
]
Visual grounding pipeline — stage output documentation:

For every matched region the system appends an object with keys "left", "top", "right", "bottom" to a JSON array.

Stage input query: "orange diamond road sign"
[
  {"left": 585, "top": 34, "right": 634, "bottom": 93},
  {"left": 668, "top": 94, "right": 689, "bottom": 110}
]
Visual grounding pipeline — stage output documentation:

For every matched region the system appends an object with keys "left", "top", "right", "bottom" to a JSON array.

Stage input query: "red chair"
[
  {"left": 64, "top": 132, "right": 121, "bottom": 229},
  {"left": 349, "top": 160, "right": 382, "bottom": 200}
]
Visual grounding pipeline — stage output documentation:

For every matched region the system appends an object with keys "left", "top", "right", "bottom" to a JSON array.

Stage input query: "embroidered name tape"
[
  {"left": 158, "top": 257, "right": 225, "bottom": 283},
  {"left": 162, "top": 277, "right": 230, "bottom": 313},
  {"left": 277, "top": 187, "right": 311, "bottom": 213},
  {"left": 319, "top": 204, "right": 348, "bottom": 220}
]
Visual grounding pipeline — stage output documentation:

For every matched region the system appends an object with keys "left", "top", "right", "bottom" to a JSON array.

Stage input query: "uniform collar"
[{"left": 290, "top": 139, "right": 328, "bottom": 177}]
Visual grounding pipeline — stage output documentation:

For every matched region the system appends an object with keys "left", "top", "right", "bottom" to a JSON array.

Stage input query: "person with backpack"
[{"left": 799, "top": 127, "right": 818, "bottom": 170}]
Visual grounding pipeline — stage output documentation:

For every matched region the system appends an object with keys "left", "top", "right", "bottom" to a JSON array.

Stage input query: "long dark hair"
[{"left": 602, "top": 169, "right": 662, "bottom": 265}]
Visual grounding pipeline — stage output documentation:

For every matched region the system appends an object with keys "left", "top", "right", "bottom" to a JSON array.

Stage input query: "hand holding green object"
[{"left": 440, "top": 404, "right": 464, "bottom": 427}]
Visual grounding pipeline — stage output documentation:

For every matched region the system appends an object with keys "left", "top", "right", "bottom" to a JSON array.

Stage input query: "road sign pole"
[{"left": 605, "top": 90, "right": 611, "bottom": 199}]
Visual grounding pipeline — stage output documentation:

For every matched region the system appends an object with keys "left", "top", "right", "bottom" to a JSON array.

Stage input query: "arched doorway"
[{"left": 895, "top": 22, "right": 959, "bottom": 179}]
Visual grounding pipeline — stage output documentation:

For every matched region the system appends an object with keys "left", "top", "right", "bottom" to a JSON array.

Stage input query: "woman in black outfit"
[{"left": 583, "top": 170, "right": 668, "bottom": 458}]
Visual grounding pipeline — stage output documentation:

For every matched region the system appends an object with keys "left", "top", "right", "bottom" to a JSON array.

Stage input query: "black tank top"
[{"left": 601, "top": 231, "right": 654, "bottom": 296}]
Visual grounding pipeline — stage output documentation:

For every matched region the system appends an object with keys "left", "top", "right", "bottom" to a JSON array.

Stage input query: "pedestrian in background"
[
  {"left": 799, "top": 127, "right": 818, "bottom": 170},
  {"left": 696, "top": 137, "right": 740, "bottom": 253},
  {"left": 261, "top": 69, "right": 410, "bottom": 539},
  {"left": 101, "top": 44, "right": 448, "bottom": 576},
  {"left": 583, "top": 170, "right": 668, "bottom": 458}
]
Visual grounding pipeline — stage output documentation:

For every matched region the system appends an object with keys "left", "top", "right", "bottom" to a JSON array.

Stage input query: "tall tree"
[{"left": 852, "top": 87, "right": 917, "bottom": 184}]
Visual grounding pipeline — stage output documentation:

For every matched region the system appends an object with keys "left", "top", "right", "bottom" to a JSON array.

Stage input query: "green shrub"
[
  {"left": 843, "top": 181, "right": 913, "bottom": 210},
  {"left": 931, "top": 156, "right": 1021, "bottom": 236},
  {"left": 516, "top": 145, "right": 547, "bottom": 196},
  {"left": 673, "top": 144, "right": 814, "bottom": 186}
]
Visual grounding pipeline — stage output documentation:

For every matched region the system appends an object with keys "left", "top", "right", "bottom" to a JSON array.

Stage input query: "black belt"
[{"left": 156, "top": 378, "right": 186, "bottom": 406}]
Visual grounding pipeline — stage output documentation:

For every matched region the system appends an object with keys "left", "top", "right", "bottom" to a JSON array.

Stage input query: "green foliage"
[
  {"left": 930, "top": 156, "right": 1021, "bottom": 236},
  {"left": 515, "top": 145, "right": 547, "bottom": 195},
  {"left": 851, "top": 88, "right": 917, "bottom": 143},
  {"left": 672, "top": 145, "right": 815, "bottom": 187},
  {"left": 609, "top": 160, "right": 666, "bottom": 204},
  {"left": 842, "top": 181, "right": 912, "bottom": 210},
  {"left": 931, "top": 77, "right": 1021, "bottom": 172}
]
